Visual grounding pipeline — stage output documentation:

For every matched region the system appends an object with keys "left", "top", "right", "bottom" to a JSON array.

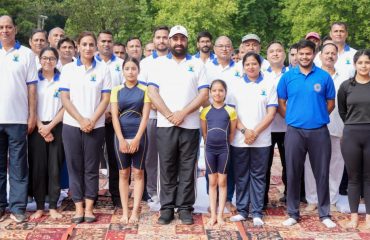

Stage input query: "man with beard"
[
  {"left": 29, "top": 29, "right": 48, "bottom": 69},
  {"left": 194, "top": 31, "right": 214, "bottom": 63},
  {"left": 95, "top": 30, "right": 124, "bottom": 208},
  {"left": 48, "top": 27, "right": 65, "bottom": 49},
  {"left": 139, "top": 26, "right": 170, "bottom": 203},
  {"left": 148, "top": 25, "right": 209, "bottom": 225},
  {"left": 277, "top": 40, "right": 336, "bottom": 228},
  {"left": 56, "top": 37, "right": 76, "bottom": 71}
]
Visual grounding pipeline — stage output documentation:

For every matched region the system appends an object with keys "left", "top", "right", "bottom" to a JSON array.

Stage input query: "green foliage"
[{"left": 152, "top": 0, "right": 238, "bottom": 52}]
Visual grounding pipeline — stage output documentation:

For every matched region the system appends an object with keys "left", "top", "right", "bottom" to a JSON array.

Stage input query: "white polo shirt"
[
  {"left": 228, "top": 74, "right": 278, "bottom": 147},
  {"left": 139, "top": 50, "right": 161, "bottom": 119},
  {"left": 37, "top": 71, "right": 63, "bottom": 121},
  {"left": 59, "top": 58, "right": 112, "bottom": 129},
  {"left": 236, "top": 56, "right": 270, "bottom": 75},
  {"left": 0, "top": 41, "right": 38, "bottom": 124},
  {"left": 147, "top": 53, "right": 209, "bottom": 129},
  {"left": 95, "top": 54, "right": 123, "bottom": 87},
  {"left": 205, "top": 58, "right": 242, "bottom": 87},
  {"left": 264, "top": 66, "right": 289, "bottom": 132},
  {"left": 328, "top": 70, "right": 350, "bottom": 138}
]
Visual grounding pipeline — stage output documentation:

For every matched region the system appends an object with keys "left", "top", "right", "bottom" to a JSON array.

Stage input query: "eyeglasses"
[
  {"left": 41, "top": 56, "right": 57, "bottom": 62},
  {"left": 215, "top": 45, "right": 232, "bottom": 49}
]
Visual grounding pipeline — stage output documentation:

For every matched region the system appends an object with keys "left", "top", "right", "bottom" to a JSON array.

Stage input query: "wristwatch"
[{"left": 240, "top": 128, "right": 246, "bottom": 134}]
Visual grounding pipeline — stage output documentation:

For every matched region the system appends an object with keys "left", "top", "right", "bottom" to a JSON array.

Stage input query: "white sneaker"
[
  {"left": 322, "top": 218, "right": 336, "bottom": 228},
  {"left": 282, "top": 217, "right": 297, "bottom": 226},
  {"left": 253, "top": 217, "right": 264, "bottom": 227},
  {"left": 230, "top": 214, "right": 246, "bottom": 222}
]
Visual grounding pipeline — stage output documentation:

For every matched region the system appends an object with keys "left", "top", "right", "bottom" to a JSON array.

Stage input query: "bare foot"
[
  {"left": 365, "top": 215, "right": 370, "bottom": 229},
  {"left": 207, "top": 217, "right": 217, "bottom": 227},
  {"left": 217, "top": 216, "right": 225, "bottom": 228},
  {"left": 120, "top": 215, "right": 129, "bottom": 224},
  {"left": 346, "top": 219, "right": 358, "bottom": 229},
  {"left": 49, "top": 209, "right": 63, "bottom": 219},
  {"left": 30, "top": 210, "right": 43, "bottom": 219},
  {"left": 129, "top": 210, "right": 139, "bottom": 224}
]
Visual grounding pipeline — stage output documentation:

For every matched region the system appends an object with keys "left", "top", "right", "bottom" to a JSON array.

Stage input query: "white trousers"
[{"left": 304, "top": 136, "right": 344, "bottom": 204}]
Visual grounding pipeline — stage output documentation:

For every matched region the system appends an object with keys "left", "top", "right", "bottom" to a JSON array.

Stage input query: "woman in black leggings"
[{"left": 338, "top": 49, "right": 370, "bottom": 229}]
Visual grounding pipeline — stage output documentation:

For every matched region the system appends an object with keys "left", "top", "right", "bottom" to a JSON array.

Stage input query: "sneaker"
[
  {"left": 0, "top": 209, "right": 6, "bottom": 222},
  {"left": 322, "top": 218, "right": 336, "bottom": 228},
  {"left": 178, "top": 210, "right": 193, "bottom": 225},
  {"left": 157, "top": 209, "right": 174, "bottom": 225},
  {"left": 282, "top": 217, "right": 297, "bottom": 226},
  {"left": 230, "top": 214, "right": 246, "bottom": 222},
  {"left": 10, "top": 213, "right": 27, "bottom": 223}
]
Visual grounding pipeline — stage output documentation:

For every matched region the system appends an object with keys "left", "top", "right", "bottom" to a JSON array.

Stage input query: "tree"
[
  {"left": 152, "top": 0, "right": 238, "bottom": 52},
  {"left": 281, "top": 0, "right": 370, "bottom": 49}
]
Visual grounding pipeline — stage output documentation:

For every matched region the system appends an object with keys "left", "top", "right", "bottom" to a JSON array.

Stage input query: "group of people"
[{"left": 1, "top": 14, "right": 370, "bottom": 230}]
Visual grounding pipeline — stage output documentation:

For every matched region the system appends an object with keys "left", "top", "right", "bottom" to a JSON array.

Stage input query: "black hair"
[
  {"left": 153, "top": 25, "right": 170, "bottom": 36},
  {"left": 122, "top": 56, "right": 140, "bottom": 72},
  {"left": 113, "top": 42, "right": 125, "bottom": 48},
  {"left": 29, "top": 29, "right": 47, "bottom": 40},
  {"left": 296, "top": 39, "right": 316, "bottom": 53},
  {"left": 289, "top": 43, "right": 299, "bottom": 51},
  {"left": 126, "top": 36, "right": 142, "bottom": 47},
  {"left": 330, "top": 22, "right": 348, "bottom": 31},
  {"left": 197, "top": 31, "right": 213, "bottom": 42},
  {"left": 350, "top": 49, "right": 370, "bottom": 86},
  {"left": 266, "top": 40, "right": 284, "bottom": 51},
  {"left": 77, "top": 31, "right": 96, "bottom": 45},
  {"left": 0, "top": 15, "right": 16, "bottom": 26},
  {"left": 97, "top": 30, "right": 113, "bottom": 38},
  {"left": 210, "top": 79, "right": 227, "bottom": 92},
  {"left": 39, "top": 46, "right": 59, "bottom": 59},
  {"left": 57, "top": 37, "right": 76, "bottom": 49},
  {"left": 242, "top": 52, "right": 262, "bottom": 67}
]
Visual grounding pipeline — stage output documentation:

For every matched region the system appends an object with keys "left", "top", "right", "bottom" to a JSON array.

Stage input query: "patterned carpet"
[{"left": 1, "top": 152, "right": 370, "bottom": 240}]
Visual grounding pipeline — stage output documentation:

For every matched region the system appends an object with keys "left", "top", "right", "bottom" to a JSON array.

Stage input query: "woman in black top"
[{"left": 338, "top": 49, "right": 370, "bottom": 229}]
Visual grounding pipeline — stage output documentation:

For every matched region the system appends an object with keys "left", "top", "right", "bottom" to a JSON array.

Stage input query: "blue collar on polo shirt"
[
  {"left": 166, "top": 52, "right": 193, "bottom": 60},
  {"left": 344, "top": 44, "right": 350, "bottom": 52},
  {"left": 266, "top": 66, "right": 287, "bottom": 73},
  {"left": 212, "top": 58, "right": 235, "bottom": 67},
  {"left": 152, "top": 50, "right": 159, "bottom": 59},
  {"left": 195, "top": 51, "right": 215, "bottom": 60},
  {"left": 38, "top": 70, "right": 61, "bottom": 81},
  {"left": 293, "top": 63, "right": 317, "bottom": 75},
  {"left": 76, "top": 57, "right": 97, "bottom": 68},
  {"left": 95, "top": 53, "right": 116, "bottom": 62},
  {"left": 0, "top": 40, "right": 21, "bottom": 50},
  {"left": 243, "top": 73, "right": 264, "bottom": 84}
]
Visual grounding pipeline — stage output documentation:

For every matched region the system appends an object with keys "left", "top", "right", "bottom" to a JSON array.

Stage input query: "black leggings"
[{"left": 341, "top": 124, "right": 370, "bottom": 214}]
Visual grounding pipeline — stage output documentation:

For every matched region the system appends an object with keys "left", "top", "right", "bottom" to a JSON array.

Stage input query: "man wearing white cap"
[
  {"left": 148, "top": 25, "right": 209, "bottom": 225},
  {"left": 237, "top": 33, "right": 270, "bottom": 74}
]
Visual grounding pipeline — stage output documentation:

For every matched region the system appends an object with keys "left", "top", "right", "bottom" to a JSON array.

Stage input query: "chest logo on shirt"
[
  {"left": 235, "top": 71, "right": 241, "bottom": 77},
  {"left": 346, "top": 58, "right": 351, "bottom": 64},
  {"left": 53, "top": 89, "right": 60, "bottom": 98},
  {"left": 188, "top": 65, "right": 194, "bottom": 72},
  {"left": 90, "top": 74, "right": 97, "bottom": 82},
  {"left": 115, "top": 64, "right": 120, "bottom": 72},
  {"left": 313, "top": 83, "right": 321, "bottom": 92},
  {"left": 12, "top": 53, "right": 20, "bottom": 62},
  {"left": 261, "top": 89, "right": 267, "bottom": 96}
]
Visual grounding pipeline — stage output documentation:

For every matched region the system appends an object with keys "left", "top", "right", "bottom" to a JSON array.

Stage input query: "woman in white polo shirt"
[
  {"left": 228, "top": 52, "right": 277, "bottom": 226},
  {"left": 59, "top": 31, "right": 111, "bottom": 224},
  {"left": 28, "top": 47, "right": 64, "bottom": 220}
]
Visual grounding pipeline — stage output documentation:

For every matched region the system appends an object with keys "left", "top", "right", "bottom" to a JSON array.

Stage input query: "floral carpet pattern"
[{"left": 1, "top": 152, "right": 369, "bottom": 240}]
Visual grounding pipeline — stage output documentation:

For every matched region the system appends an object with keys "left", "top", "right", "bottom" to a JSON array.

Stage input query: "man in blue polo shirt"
[{"left": 277, "top": 40, "right": 336, "bottom": 228}]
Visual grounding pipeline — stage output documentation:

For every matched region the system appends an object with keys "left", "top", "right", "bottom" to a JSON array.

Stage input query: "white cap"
[
  {"left": 169, "top": 25, "right": 188, "bottom": 38},
  {"left": 242, "top": 33, "right": 261, "bottom": 43}
]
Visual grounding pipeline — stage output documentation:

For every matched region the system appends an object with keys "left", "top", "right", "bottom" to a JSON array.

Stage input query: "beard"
[
  {"left": 170, "top": 44, "right": 187, "bottom": 57},
  {"left": 200, "top": 46, "right": 210, "bottom": 53}
]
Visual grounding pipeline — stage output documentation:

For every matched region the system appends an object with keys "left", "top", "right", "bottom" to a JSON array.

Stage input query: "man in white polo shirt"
[
  {"left": 48, "top": 27, "right": 65, "bottom": 49},
  {"left": 148, "top": 25, "right": 209, "bottom": 225},
  {"left": 139, "top": 25, "right": 170, "bottom": 203},
  {"left": 95, "top": 30, "right": 124, "bottom": 208},
  {"left": 0, "top": 15, "right": 38, "bottom": 223}
]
